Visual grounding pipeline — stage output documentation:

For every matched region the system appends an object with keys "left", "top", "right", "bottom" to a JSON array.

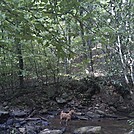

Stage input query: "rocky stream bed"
[
  {"left": 0, "top": 108, "right": 133, "bottom": 134},
  {"left": 0, "top": 77, "right": 134, "bottom": 134}
]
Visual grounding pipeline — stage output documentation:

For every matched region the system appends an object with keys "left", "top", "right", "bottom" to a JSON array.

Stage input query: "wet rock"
[
  {"left": 95, "top": 110, "right": 106, "bottom": 116},
  {"left": 127, "top": 130, "right": 134, "bottom": 134},
  {"left": 39, "top": 128, "right": 63, "bottom": 134},
  {"left": 77, "top": 116, "right": 89, "bottom": 120},
  {"left": 56, "top": 97, "right": 67, "bottom": 104},
  {"left": 11, "top": 110, "right": 27, "bottom": 118},
  {"left": 19, "top": 127, "right": 26, "bottom": 133},
  {"left": 0, "top": 124, "right": 8, "bottom": 130},
  {"left": 98, "top": 103, "right": 108, "bottom": 112},
  {"left": 26, "top": 117, "right": 40, "bottom": 121},
  {"left": 34, "top": 119, "right": 49, "bottom": 126},
  {"left": 75, "top": 112, "right": 85, "bottom": 116},
  {"left": 117, "top": 117, "right": 128, "bottom": 120},
  {"left": 39, "top": 109, "right": 48, "bottom": 114},
  {"left": 86, "top": 111, "right": 101, "bottom": 118},
  {"left": 129, "top": 112, "right": 134, "bottom": 118},
  {"left": 0, "top": 110, "right": 10, "bottom": 123},
  {"left": 117, "top": 106, "right": 128, "bottom": 113},
  {"left": 105, "top": 114, "right": 118, "bottom": 118},
  {"left": 74, "top": 126, "right": 102, "bottom": 134},
  {"left": 6, "top": 118, "right": 15, "bottom": 126},
  {"left": 6, "top": 118, "right": 26, "bottom": 126},
  {"left": 2, "top": 102, "right": 9, "bottom": 110},
  {"left": 47, "top": 110, "right": 58, "bottom": 116},
  {"left": 25, "top": 125, "right": 37, "bottom": 134},
  {"left": 109, "top": 106, "right": 117, "bottom": 112},
  {"left": 3, "top": 102, "right": 8, "bottom": 107}
]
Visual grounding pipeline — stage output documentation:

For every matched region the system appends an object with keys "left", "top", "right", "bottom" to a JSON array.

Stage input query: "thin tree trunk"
[
  {"left": 87, "top": 39, "right": 94, "bottom": 76},
  {"left": 79, "top": 0, "right": 86, "bottom": 47},
  {"left": 117, "top": 35, "right": 129, "bottom": 84},
  {"left": 31, "top": 42, "right": 39, "bottom": 78},
  {"left": 130, "top": 58, "right": 134, "bottom": 85},
  {"left": 64, "top": 20, "right": 71, "bottom": 74},
  {"left": 17, "top": 43, "right": 24, "bottom": 88},
  {"left": 80, "top": 21, "right": 86, "bottom": 47}
]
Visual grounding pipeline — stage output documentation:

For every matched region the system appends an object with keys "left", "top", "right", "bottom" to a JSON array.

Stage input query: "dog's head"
[{"left": 69, "top": 110, "right": 75, "bottom": 114}]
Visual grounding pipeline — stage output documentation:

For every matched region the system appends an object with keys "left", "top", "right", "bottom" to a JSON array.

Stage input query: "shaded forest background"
[{"left": 0, "top": 0, "right": 134, "bottom": 92}]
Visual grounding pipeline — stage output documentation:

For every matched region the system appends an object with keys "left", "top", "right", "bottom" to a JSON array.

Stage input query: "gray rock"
[
  {"left": 19, "top": 127, "right": 26, "bottom": 133},
  {"left": 129, "top": 112, "right": 134, "bottom": 118},
  {"left": 109, "top": 106, "right": 117, "bottom": 112},
  {"left": 56, "top": 97, "right": 67, "bottom": 104},
  {"left": 105, "top": 114, "right": 118, "bottom": 118},
  {"left": 74, "top": 126, "right": 102, "bottom": 134},
  {"left": 0, "top": 110, "right": 9, "bottom": 123},
  {"left": 39, "top": 128, "right": 63, "bottom": 134},
  {"left": 3, "top": 102, "right": 8, "bottom": 107},
  {"left": 117, "top": 106, "right": 128, "bottom": 112},
  {"left": 86, "top": 111, "right": 101, "bottom": 118},
  {"left": 77, "top": 115, "right": 89, "bottom": 120},
  {"left": 25, "top": 125, "right": 37, "bottom": 134},
  {"left": 95, "top": 110, "right": 106, "bottom": 116},
  {"left": 128, "top": 130, "right": 134, "bottom": 134},
  {"left": 11, "top": 110, "right": 27, "bottom": 118}
]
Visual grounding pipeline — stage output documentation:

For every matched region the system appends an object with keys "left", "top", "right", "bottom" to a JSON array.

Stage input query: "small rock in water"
[
  {"left": 74, "top": 126, "right": 102, "bottom": 134},
  {"left": 39, "top": 128, "right": 63, "bottom": 134}
]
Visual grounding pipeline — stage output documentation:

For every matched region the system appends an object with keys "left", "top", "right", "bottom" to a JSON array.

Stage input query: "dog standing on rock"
[{"left": 60, "top": 110, "right": 75, "bottom": 126}]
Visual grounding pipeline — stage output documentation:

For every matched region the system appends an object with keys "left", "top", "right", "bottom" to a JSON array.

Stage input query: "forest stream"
[
  {"left": 0, "top": 108, "right": 133, "bottom": 134},
  {"left": 49, "top": 117, "right": 131, "bottom": 134}
]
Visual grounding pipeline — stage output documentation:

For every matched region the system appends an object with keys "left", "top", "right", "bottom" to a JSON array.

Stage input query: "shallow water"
[{"left": 48, "top": 117, "right": 132, "bottom": 134}]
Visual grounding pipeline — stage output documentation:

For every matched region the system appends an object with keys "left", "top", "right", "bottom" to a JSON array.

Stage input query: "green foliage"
[{"left": 0, "top": 0, "right": 133, "bottom": 87}]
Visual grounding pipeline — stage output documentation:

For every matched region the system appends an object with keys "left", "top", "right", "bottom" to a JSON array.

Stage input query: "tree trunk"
[
  {"left": 87, "top": 39, "right": 94, "bottom": 76},
  {"left": 117, "top": 35, "right": 129, "bottom": 84},
  {"left": 64, "top": 21, "right": 71, "bottom": 74},
  {"left": 17, "top": 43, "right": 24, "bottom": 88},
  {"left": 130, "top": 59, "right": 134, "bottom": 85}
]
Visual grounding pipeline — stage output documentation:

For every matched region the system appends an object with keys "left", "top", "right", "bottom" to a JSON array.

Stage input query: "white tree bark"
[
  {"left": 130, "top": 58, "right": 134, "bottom": 85},
  {"left": 117, "top": 35, "right": 129, "bottom": 84}
]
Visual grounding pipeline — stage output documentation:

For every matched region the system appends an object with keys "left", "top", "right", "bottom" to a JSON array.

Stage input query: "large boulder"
[{"left": 74, "top": 126, "right": 102, "bottom": 134}]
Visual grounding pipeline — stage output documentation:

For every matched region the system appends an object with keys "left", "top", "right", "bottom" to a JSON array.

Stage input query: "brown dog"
[{"left": 60, "top": 110, "right": 75, "bottom": 126}]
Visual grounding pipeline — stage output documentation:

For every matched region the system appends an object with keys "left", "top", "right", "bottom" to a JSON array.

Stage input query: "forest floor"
[{"left": 1, "top": 76, "right": 134, "bottom": 115}]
